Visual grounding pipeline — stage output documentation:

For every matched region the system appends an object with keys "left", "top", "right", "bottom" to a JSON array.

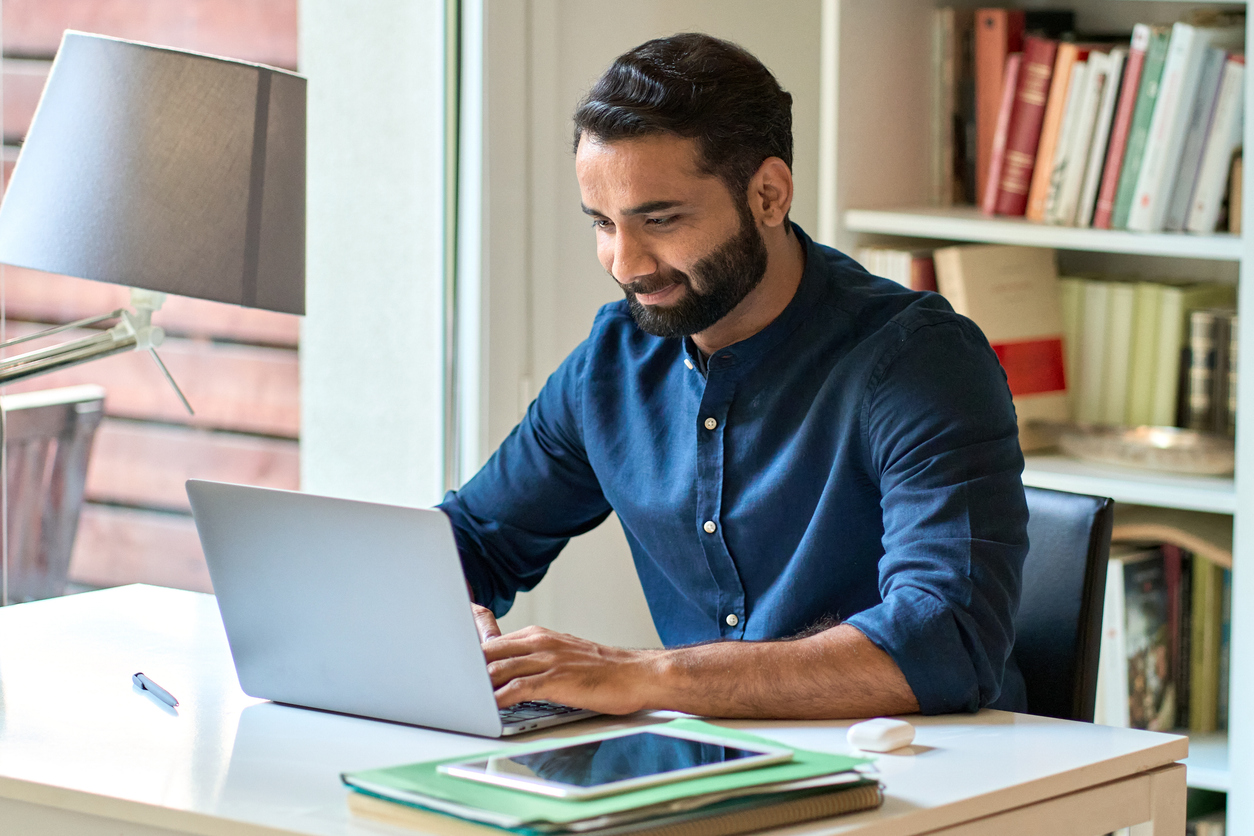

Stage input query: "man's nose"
[{"left": 611, "top": 229, "right": 657, "bottom": 284}]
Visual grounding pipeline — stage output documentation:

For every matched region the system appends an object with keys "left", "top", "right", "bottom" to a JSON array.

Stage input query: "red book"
[
  {"left": 994, "top": 37, "right": 1059, "bottom": 216},
  {"left": 1092, "top": 24, "right": 1151, "bottom": 229},
  {"left": 982, "top": 52, "right": 1023, "bottom": 214},
  {"left": 975, "top": 8, "right": 1026, "bottom": 200}
]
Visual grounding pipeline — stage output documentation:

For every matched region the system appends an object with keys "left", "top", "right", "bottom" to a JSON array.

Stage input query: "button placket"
[{"left": 693, "top": 361, "right": 747, "bottom": 641}]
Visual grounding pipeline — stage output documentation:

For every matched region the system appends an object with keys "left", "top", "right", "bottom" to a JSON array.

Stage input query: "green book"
[
  {"left": 342, "top": 719, "right": 875, "bottom": 834},
  {"left": 1060, "top": 277, "right": 1085, "bottom": 415},
  {"left": 1126, "top": 282, "right": 1164, "bottom": 426},
  {"left": 1111, "top": 26, "right": 1172, "bottom": 230},
  {"left": 1189, "top": 558, "right": 1223, "bottom": 732}
]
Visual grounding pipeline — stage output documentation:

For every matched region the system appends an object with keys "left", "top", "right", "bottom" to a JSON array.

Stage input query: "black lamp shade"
[{"left": 0, "top": 31, "right": 306, "bottom": 315}]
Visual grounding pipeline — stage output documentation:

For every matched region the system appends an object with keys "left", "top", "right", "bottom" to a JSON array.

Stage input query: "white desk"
[{"left": 0, "top": 585, "right": 1187, "bottom": 836}]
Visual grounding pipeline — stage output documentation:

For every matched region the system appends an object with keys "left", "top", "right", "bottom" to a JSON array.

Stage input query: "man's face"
[{"left": 575, "top": 134, "right": 768, "bottom": 338}]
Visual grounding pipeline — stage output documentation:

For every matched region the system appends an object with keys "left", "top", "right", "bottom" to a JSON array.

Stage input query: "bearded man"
[{"left": 439, "top": 32, "right": 1029, "bottom": 719}]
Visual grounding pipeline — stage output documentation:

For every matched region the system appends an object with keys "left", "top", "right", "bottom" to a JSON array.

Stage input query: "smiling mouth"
[{"left": 631, "top": 283, "right": 684, "bottom": 306}]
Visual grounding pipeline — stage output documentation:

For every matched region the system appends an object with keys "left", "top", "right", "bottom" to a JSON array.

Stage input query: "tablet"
[{"left": 437, "top": 726, "right": 793, "bottom": 799}]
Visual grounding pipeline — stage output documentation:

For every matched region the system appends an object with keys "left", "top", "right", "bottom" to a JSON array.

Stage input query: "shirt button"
[
  {"left": 704, "top": 417, "right": 717, "bottom": 430},
  {"left": 703, "top": 520, "right": 717, "bottom": 534},
  {"left": 684, "top": 358, "right": 694, "bottom": 370},
  {"left": 725, "top": 613, "right": 739, "bottom": 627}
]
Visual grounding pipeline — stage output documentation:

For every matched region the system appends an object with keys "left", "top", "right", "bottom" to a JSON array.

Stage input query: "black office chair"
[{"left": 1013, "top": 486, "right": 1114, "bottom": 722}]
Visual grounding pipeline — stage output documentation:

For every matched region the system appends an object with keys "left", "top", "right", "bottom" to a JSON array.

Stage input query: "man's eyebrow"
[{"left": 580, "top": 200, "right": 685, "bottom": 217}]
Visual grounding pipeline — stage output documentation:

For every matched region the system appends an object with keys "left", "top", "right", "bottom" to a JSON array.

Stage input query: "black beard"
[{"left": 619, "top": 208, "right": 769, "bottom": 339}]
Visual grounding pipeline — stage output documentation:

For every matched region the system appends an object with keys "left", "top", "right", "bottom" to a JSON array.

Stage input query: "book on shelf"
[
  {"left": 1061, "top": 277, "right": 1235, "bottom": 428},
  {"left": 932, "top": 245, "right": 1068, "bottom": 449},
  {"left": 1229, "top": 153, "right": 1243, "bottom": 233},
  {"left": 1191, "top": 555, "right": 1225, "bottom": 733},
  {"left": 1044, "top": 50, "right": 1103, "bottom": 225},
  {"left": 1187, "top": 55, "right": 1245, "bottom": 234},
  {"left": 1073, "top": 278, "right": 1110, "bottom": 424},
  {"left": 1093, "top": 24, "right": 1155, "bottom": 229},
  {"left": 856, "top": 247, "right": 938, "bottom": 292},
  {"left": 1111, "top": 26, "right": 1174, "bottom": 230},
  {"left": 975, "top": 8, "right": 1025, "bottom": 201},
  {"left": 994, "top": 36, "right": 1060, "bottom": 216},
  {"left": 933, "top": 8, "right": 976, "bottom": 206},
  {"left": 1126, "top": 21, "right": 1244, "bottom": 233},
  {"left": 981, "top": 52, "right": 1023, "bottom": 214},
  {"left": 1026, "top": 42, "right": 1088, "bottom": 221},
  {"left": 1095, "top": 543, "right": 1231, "bottom": 735},
  {"left": 1126, "top": 281, "right": 1164, "bottom": 427},
  {"left": 1164, "top": 46, "right": 1229, "bottom": 232},
  {"left": 1075, "top": 47, "right": 1127, "bottom": 228},
  {"left": 1101, "top": 281, "right": 1137, "bottom": 425},
  {"left": 1184, "top": 309, "right": 1237, "bottom": 436},
  {"left": 1187, "top": 811, "right": 1228, "bottom": 836}
]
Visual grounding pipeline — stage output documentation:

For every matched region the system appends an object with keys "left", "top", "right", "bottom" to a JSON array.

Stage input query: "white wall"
[
  {"left": 463, "top": 0, "right": 823, "bottom": 645},
  {"left": 299, "top": 0, "right": 448, "bottom": 508}
]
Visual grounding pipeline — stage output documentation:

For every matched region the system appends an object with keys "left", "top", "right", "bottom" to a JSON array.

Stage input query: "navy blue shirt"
[{"left": 441, "top": 226, "right": 1028, "bottom": 714}]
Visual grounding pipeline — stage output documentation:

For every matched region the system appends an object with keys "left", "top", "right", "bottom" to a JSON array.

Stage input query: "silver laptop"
[{"left": 186, "top": 479, "right": 598, "bottom": 737}]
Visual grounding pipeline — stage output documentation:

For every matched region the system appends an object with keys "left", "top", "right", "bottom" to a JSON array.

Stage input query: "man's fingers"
[{"left": 471, "top": 603, "right": 502, "bottom": 642}]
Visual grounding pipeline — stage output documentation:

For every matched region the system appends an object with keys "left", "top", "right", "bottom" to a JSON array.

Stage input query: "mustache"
[{"left": 617, "top": 270, "right": 689, "bottom": 297}]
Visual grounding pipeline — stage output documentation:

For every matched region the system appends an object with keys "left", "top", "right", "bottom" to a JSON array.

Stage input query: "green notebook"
[{"left": 342, "top": 719, "right": 874, "bottom": 833}]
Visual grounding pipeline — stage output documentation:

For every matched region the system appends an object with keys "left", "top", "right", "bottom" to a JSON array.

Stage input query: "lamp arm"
[{"left": 0, "top": 289, "right": 193, "bottom": 414}]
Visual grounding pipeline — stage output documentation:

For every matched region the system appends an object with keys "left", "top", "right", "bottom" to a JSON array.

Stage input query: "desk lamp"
[
  {"left": 0, "top": 32, "right": 306, "bottom": 603},
  {"left": 0, "top": 31, "right": 306, "bottom": 402}
]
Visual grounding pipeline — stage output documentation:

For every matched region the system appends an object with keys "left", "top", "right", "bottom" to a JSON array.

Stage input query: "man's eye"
[
  {"left": 646, "top": 216, "right": 674, "bottom": 226},
  {"left": 591, "top": 219, "right": 613, "bottom": 230}
]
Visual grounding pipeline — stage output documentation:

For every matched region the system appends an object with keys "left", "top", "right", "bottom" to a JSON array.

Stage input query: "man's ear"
[{"left": 747, "top": 157, "right": 794, "bottom": 228}]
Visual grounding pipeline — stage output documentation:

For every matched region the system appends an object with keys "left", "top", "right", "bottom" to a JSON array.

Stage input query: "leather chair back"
[{"left": 1014, "top": 486, "right": 1114, "bottom": 722}]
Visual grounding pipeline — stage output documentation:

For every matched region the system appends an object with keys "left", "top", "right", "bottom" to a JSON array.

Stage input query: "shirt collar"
[{"left": 682, "top": 222, "right": 823, "bottom": 372}]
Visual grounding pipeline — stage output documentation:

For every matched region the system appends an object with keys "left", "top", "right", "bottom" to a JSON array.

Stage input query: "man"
[{"left": 440, "top": 33, "right": 1028, "bottom": 719}]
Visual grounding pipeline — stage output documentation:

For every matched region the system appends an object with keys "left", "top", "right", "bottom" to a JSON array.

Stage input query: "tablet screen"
[{"left": 456, "top": 731, "right": 770, "bottom": 789}]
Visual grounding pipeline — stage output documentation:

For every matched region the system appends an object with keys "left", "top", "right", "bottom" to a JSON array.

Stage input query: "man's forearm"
[
  {"left": 482, "top": 621, "right": 919, "bottom": 719},
  {"left": 644, "top": 624, "right": 919, "bottom": 719}
]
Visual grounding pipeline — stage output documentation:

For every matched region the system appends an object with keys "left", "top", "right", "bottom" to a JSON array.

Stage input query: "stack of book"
[
  {"left": 938, "top": 8, "right": 1245, "bottom": 234},
  {"left": 856, "top": 247, "right": 937, "bottom": 292},
  {"left": 1059, "top": 276, "right": 1237, "bottom": 430},
  {"left": 1096, "top": 545, "right": 1231, "bottom": 735},
  {"left": 341, "top": 719, "right": 883, "bottom": 836}
]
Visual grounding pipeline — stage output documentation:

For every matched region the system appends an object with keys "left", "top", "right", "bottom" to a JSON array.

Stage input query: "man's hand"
[
  {"left": 481, "top": 621, "right": 920, "bottom": 720},
  {"left": 472, "top": 603, "right": 503, "bottom": 643},
  {"left": 482, "top": 626, "right": 663, "bottom": 714}
]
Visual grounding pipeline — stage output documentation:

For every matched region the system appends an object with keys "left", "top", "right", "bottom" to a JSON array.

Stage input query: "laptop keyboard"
[{"left": 499, "top": 700, "right": 584, "bottom": 722}]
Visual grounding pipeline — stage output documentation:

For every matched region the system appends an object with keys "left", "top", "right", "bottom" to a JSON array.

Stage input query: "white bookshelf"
[
  {"left": 1023, "top": 455, "right": 1235, "bottom": 514},
  {"left": 1185, "top": 733, "right": 1231, "bottom": 792},
  {"left": 817, "top": 0, "right": 1251, "bottom": 820},
  {"left": 845, "top": 207, "right": 1243, "bottom": 260}
]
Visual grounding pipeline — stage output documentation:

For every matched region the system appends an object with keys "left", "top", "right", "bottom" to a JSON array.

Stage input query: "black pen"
[{"left": 133, "top": 672, "right": 179, "bottom": 707}]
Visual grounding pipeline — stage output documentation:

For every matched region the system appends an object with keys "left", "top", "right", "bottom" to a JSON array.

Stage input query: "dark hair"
[{"left": 573, "top": 33, "right": 793, "bottom": 203}]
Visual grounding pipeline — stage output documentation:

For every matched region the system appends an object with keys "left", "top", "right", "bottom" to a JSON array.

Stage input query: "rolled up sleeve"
[{"left": 843, "top": 315, "right": 1028, "bottom": 714}]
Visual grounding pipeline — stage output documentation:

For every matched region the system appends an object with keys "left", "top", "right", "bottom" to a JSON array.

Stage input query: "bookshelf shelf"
[
  {"left": 1184, "top": 732, "right": 1230, "bottom": 792},
  {"left": 844, "top": 207, "right": 1243, "bottom": 261},
  {"left": 1022, "top": 455, "right": 1236, "bottom": 514}
]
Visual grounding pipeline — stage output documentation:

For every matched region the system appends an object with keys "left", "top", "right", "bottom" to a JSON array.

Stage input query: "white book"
[
  {"left": 1187, "top": 56, "right": 1246, "bottom": 233},
  {"left": 1077, "top": 49, "right": 1127, "bottom": 228},
  {"left": 1053, "top": 52, "right": 1111, "bottom": 226},
  {"left": 1095, "top": 556, "right": 1129, "bottom": 727},
  {"left": 1127, "top": 22, "right": 1244, "bottom": 232},
  {"left": 1043, "top": 61, "right": 1090, "bottom": 224},
  {"left": 1164, "top": 47, "right": 1228, "bottom": 231},
  {"left": 1101, "top": 282, "right": 1137, "bottom": 425},
  {"left": 1077, "top": 280, "right": 1110, "bottom": 424}
]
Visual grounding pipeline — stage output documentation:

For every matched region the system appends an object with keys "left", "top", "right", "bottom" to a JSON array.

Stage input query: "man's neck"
[{"left": 691, "top": 226, "right": 806, "bottom": 355}]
